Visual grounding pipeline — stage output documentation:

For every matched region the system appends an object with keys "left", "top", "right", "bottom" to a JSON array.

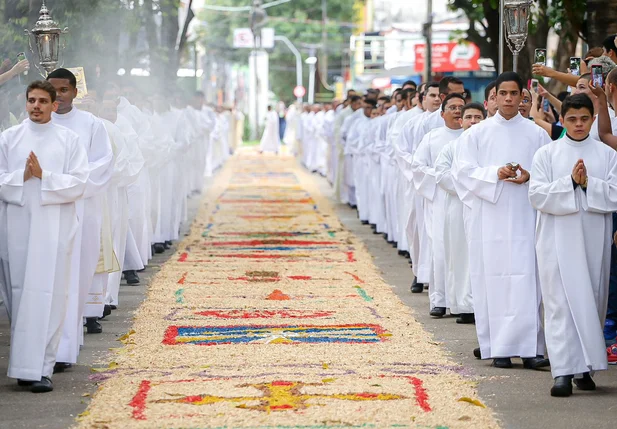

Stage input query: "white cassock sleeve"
[
  {"left": 83, "top": 119, "right": 114, "bottom": 199},
  {"left": 455, "top": 131, "right": 504, "bottom": 204},
  {"left": 582, "top": 150, "right": 617, "bottom": 213},
  {"left": 411, "top": 133, "right": 437, "bottom": 201},
  {"left": 0, "top": 133, "right": 26, "bottom": 206},
  {"left": 40, "top": 134, "right": 89, "bottom": 205},
  {"left": 529, "top": 148, "right": 578, "bottom": 215},
  {"left": 435, "top": 142, "right": 456, "bottom": 195}
]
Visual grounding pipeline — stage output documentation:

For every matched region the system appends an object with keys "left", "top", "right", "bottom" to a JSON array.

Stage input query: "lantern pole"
[{"left": 503, "top": 0, "right": 533, "bottom": 73}]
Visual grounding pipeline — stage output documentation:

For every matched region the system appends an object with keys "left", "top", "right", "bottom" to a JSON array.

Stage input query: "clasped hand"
[
  {"left": 571, "top": 159, "right": 587, "bottom": 186},
  {"left": 23, "top": 151, "right": 42, "bottom": 181},
  {"left": 498, "top": 163, "right": 530, "bottom": 184}
]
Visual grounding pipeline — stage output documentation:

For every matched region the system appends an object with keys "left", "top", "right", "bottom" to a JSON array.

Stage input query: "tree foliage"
[{"left": 199, "top": 0, "right": 357, "bottom": 103}]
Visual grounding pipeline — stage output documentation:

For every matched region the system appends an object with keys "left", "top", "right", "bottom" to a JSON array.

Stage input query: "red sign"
[
  {"left": 293, "top": 85, "right": 306, "bottom": 98},
  {"left": 414, "top": 42, "right": 480, "bottom": 73}
]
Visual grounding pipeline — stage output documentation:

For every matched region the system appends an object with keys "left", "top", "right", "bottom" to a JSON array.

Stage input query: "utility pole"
[
  {"left": 321, "top": 0, "right": 328, "bottom": 84},
  {"left": 422, "top": 0, "right": 433, "bottom": 83}
]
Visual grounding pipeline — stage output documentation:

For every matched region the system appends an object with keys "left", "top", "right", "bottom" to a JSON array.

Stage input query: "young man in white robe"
[
  {"left": 411, "top": 93, "right": 466, "bottom": 317},
  {"left": 455, "top": 71, "right": 551, "bottom": 369},
  {"left": 434, "top": 102, "right": 487, "bottom": 324},
  {"left": 334, "top": 96, "right": 362, "bottom": 202},
  {"left": 48, "top": 69, "right": 114, "bottom": 365},
  {"left": 394, "top": 84, "right": 441, "bottom": 292},
  {"left": 260, "top": 105, "right": 280, "bottom": 154},
  {"left": 98, "top": 101, "right": 144, "bottom": 308},
  {"left": 0, "top": 81, "right": 88, "bottom": 392},
  {"left": 529, "top": 93, "right": 617, "bottom": 397}
]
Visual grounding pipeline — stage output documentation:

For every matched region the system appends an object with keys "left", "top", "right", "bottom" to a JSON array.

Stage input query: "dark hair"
[
  {"left": 561, "top": 93, "right": 595, "bottom": 117},
  {"left": 441, "top": 93, "right": 465, "bottom": 111},
  {"left": 602, "top": 35, "right": 617, "bottom": 57},
  {"left": 495, "top": 71, "right": 524, "bottom": 92},
  {"left": 439, "top": 76, "right": 464, "bottom": 95},
  {"left": 378, "top": 96, "right": 391, "bottom": 102},
  {"left": 392, "top": 88, "right": 402, "bottom": 96},
  {"left": 425, "top": 82, "right": 440, "bottom": 93},
  {"left": 585, "top": 46, "right": 604, "bottom": 60},
  {"left": 46, "top": 67, "right": 77, "bottom": 88},
  {"left": 580, "top": 72, "right": 592, "bottom": 82},
  {"left": 364, "top": 98, "right": 377, "bottom": 108},
  {"left": 462, "top": 102, "right": 487, "bottom": 118},
  {"left": 349, "top": 95, "right": 362, "bottom": 103},
  {"left": 402, "top": 80, "right": 417, "bottom": 89},
  {"left": 484, "top": 81, "right": 496, "bottom": 102},
  {"left": 557, "top": 91, "right": 569, "bottom": 102},
  {"left": 347, "top": 89, "right": 356, "bottom": 95},
  {"left": 26, "top": 80, "right": 57, "bottom": 102}
]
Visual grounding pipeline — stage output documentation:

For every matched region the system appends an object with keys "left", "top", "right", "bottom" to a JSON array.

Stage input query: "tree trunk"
[{"left": 587, "top": 0, "right": 617, "bottom": 47}]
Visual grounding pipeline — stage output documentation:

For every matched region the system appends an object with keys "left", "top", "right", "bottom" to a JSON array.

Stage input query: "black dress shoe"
[
  {"left": 165, "top": 240, "right": 173, "bottom": 246},
  {"left": 124, "top": 270, "right": 140, "bottom": 285},
  {"left": 370, "top": 224, "right": 377, "bottom": 230},
  {"left": 17, "top": 379, "right": 34, "bottom": 386},
  {"left": 551, "top": 375, "right": 573, "bottom": 397},
  {"left": 429, "top": 307, "right": 446, "bottom": 317},
  {"left": 361, "top": 220, "right": 369, "bottom": 225},
  {"left": 100, "top": 304, "right": 112, "bottom": 319},
  {"left": 522, "top": 356, "right": 550, "bottom": 370},
  {"left": 31, "top": 376, "right": 53, "bottom": 393},
  {"left": 573, "top": 372, "right": 596, "bottom": 390},
  {"left": 391, "top": 242, "right": 398, "bottom": 248},
  {"left": 153, "top": 243, "right": 165, "bottom": 254},
  {"left": 85, "top": 317, "right": 102, "bottom": 334},
  {"left": 53, "top": 362, "right": 72, "bottom": 374},
  {"left": 372, "top": 229, "right": 381, "bottom": 235},
  {"left": 163, "top": 242, "right": 171, "bottom": 250},
  {"left": 110, "top": 305, "right": 117, "bottom": 310},
  {"left": 410, "top": 277, "right": 423, "bottom": 293},
  {"left": 473, "top": 347, "right": 481, "bottom": 359},
  {"left": 456, "top": 313, "right": 475, "bottom": 324},
  {"left": 492, "top": 358, "right": 513, "bottom": 368}
]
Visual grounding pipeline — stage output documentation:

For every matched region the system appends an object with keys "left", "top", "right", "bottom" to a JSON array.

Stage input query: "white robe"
[
  {"left": 260, "top": 110, "right": 280, "bottom": 153},
  {"left": 333, "top": 107, "right": 354, "bottom": 201},
  {"left": 530, "top": 135, "right": 617, "bottom": 377},
  {"left": 411, "top": 126, "right": 463, "bottom": 309},
  {"left": 53, "top": 108, "right": 113, "bottom": 363},
  {"left": 0, "top": 120, "right": 88, "bottom": 380},
  {"left": 455, "top": 112, "right": 550, "bottom": 359},
  {"left": 344, "top": 114, "right": 370, "bottom": 207},
  {"left": 393, "top": 109, "right": 431, "bottom": 273},
  {"left": 435, "top": 138, "right": 473, "bottom": 314},
  {"left": 102, "top": 120, "right": 144, "bottom": 306}
]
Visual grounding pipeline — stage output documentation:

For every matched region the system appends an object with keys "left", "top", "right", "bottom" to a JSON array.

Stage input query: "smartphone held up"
[
  {"left": 569, "top": 57, "right": 581, "bottom": 76},
  {"left": 534, "top": 48, "right": 547, "bottom": 66},
  {"left": 591, "top": 64, "right": 604, "bottom": 88}
]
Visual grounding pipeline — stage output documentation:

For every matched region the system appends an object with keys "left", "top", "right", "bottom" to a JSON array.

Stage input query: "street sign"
[
  {"left": 233, "top": 28, "right": 275, "bottom": 49},
  {"left": 293, "top": 85, "right": 306, "bottom": 98}
]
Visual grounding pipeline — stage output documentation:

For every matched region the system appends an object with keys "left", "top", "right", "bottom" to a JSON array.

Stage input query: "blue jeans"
[{"left": 604, "top": 212, "right": 617, "bottom": 345}]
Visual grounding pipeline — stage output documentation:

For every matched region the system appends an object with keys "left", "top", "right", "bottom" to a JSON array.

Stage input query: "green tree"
[{"left": 199, "top": 0, "right": 357, "bottom": 104}]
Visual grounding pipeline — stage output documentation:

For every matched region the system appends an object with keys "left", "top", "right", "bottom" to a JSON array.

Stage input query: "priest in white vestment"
[
  {"left": 48, "top": 69, "right": 114, "bottom": 363},
  {"left": 0, "top": 81, "right": 88, "bottom": 391},
  {"left": 394, "top": 84, "right": 442, "bottom": 288},
  {"left": 99, "top": 101, "right": 144, "bottom": 307},
  {"left": 454, "top": 72, "right": 551, "bottom": 369},
  {"left": 334, "top": 97, "right": 362, "bottom": 201},
  {"left": 530, "top": 94, "right": 617, "bottom": 397},
  {"left": 434, "top": 102, "right": 487, "bottom": 323},
  {"left": 411, "top": 94, "right": 465, "bottom": 317},
  {"left": 260, "top": 106, "right": 280, "bottom": 154}
]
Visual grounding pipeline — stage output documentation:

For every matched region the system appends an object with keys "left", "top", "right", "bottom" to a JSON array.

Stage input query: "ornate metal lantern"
[
  {"left": 25, "top": 1, "right": 68, "bottom": 76},
  {"left": 503, "top": 0, "right": 533, "bottom": 71}
]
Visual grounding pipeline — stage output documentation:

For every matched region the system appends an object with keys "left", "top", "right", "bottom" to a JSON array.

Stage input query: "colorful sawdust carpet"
[{"left": 78, "top": 153, "right": 500, "bottom": 429}]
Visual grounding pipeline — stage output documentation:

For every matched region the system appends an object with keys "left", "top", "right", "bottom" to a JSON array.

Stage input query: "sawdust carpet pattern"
[{"left": 77, "top": 153, "right": 500, "bottom": 429}]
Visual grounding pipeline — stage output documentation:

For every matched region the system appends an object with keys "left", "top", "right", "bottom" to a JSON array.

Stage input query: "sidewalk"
[{"left": 0, "top": 190, "right": 203, "bottom": 429}]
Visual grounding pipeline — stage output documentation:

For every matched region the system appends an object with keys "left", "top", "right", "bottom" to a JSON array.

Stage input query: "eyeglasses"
[{"left": 446, "top": 105, "right": 463, "bottom": 112}]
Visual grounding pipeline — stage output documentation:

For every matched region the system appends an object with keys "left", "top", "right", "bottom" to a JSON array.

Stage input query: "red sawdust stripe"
[
  {"left": 209, "top": 240, "right": 338, "bottom": 246},
  {"left": 344, "top": 272, "right": 365, "bottom": 284},
  {"left": 129, "top": 380, "right": 151, "bottom": 420}
]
